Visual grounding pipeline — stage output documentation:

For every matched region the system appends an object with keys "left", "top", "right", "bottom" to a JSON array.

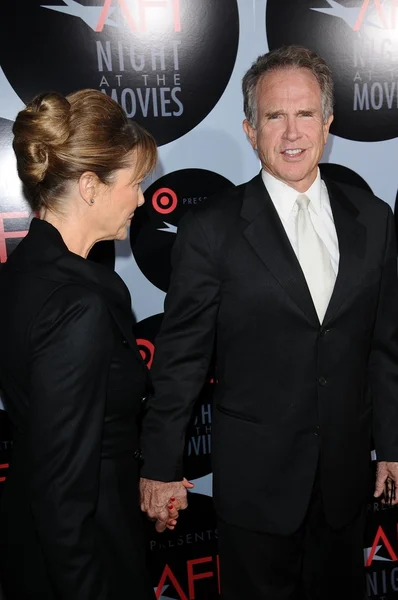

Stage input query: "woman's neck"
[{"left": 41, "top": 210, "right": 99, "bottom": 258}]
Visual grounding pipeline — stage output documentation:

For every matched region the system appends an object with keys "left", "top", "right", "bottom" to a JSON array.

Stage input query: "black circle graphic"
[
  {"left": 1, "top": 0, "right": 239, "bottom": 146},
  {"left": 319, "top": 162, "right": 373, "bottom": 193},
  {"left": 130, "top": 169, "right": 233, "bottom": 292},
  {"left": 266, "top": 0, "right": 398, "bottom": 142}
]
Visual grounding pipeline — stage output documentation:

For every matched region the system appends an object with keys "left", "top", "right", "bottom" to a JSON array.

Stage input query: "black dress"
[{"left": 0, "top": 219, "right": 155, "bottom": 600}]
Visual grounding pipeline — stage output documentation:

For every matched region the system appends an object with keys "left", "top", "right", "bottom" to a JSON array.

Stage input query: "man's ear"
[
  {"left": 79, "top": 171, "right": 100, "bottom": 207},
  {"left": 243, "top": 119, "right": 257, "bottom": 151}
]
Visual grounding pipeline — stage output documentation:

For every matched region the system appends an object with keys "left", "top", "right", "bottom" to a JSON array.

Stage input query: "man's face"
[{"left": 243, "top": 67, "right": 333, "bottom": 192}]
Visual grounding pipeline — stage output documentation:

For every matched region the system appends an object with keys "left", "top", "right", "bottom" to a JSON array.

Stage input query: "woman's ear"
[{"left": 79, "top": 171, "right": 99, "bottom": 207}]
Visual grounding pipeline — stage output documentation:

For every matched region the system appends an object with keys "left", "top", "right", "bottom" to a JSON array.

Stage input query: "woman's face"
[{"left": 97, "top": 161, "right": 145, "bottom": 241}]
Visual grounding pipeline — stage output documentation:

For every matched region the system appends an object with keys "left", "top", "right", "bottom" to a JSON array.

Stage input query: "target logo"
[
  {"left": 152, "top": 187, "right": 178, "bottom": 215},
  {"left": 131, "top": 169, "right": 232, "bottom": 292},
  {"left": 134, "top": 314, "right": 163, "bottom": 368},
  {"left": 136, "top": 338, "right": 155, "bottom": 369}
]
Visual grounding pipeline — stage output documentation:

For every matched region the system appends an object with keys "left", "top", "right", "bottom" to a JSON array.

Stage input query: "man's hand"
[
  {"left": 374, "top": 461, "right": 398, "bottom": 505},
  {"left": 140, "top": 477, "right": 194, "bottom": 533}
]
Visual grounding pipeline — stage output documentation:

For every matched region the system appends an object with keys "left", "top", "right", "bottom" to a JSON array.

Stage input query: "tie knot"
[{"left": 296, "top": 194, "right": 310, "bottom": 210}]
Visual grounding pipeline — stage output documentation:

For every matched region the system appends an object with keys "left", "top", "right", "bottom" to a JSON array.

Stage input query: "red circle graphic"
[
  {"left": 152, "top": 188, "right": 178, "bottom": 215},
  {"left": 136, "top": 338, "right": 155, "bottom": 369}
]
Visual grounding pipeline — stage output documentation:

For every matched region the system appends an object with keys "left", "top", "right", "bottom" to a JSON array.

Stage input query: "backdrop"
[{"left": 1, "top": 1, "right": 398, "bottom": 598}]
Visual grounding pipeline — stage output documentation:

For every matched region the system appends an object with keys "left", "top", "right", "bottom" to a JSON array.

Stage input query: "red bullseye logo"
[
  {"left": 130, "top": 168, "right": 233, "bottom": 293},
  {"left": 136, "top": 338, "right": 155, "bottom": 369},
  {"left": 152, "top": 187, "right": 178, "bottom": 215}
]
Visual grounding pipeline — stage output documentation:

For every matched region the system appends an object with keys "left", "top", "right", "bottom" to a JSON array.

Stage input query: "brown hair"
[
  {"left": 242, "top": 45, "right": 334, "bottom": 126},
  {"left": 12, "top": 89, "right": 157, "bottom": 211}
]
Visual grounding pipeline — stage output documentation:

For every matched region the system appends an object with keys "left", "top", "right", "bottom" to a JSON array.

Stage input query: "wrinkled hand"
[
  {"left": 140, "top": 477, "right": 194, "bottom": 533},
  {"left": 374, "top": 461, "right": 398, "bottom": 505}
]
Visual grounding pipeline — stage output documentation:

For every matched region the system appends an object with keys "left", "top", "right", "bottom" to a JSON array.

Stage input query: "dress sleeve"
[{"left": 26, "top": 284, "right": 113, "bottom": 599}]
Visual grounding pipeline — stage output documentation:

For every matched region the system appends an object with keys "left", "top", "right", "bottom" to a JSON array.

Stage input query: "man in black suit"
[{"left": 140, "top": 46, "right": 398, "bottom": 599}]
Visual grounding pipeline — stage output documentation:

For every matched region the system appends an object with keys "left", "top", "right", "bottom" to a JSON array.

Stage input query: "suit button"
[
  {"left": 314, "top": 425, "right": 320, "bottom": 436},
  {"left": 320, "top": 328, "right": 331, "bottom": 337},
  {"left": 122, "top": 338, "right": 128, "bottom": 346},
  {"left": 318, "top": 376, "right": 328, "bottom": 386},
  {"left": 133, "top": 448, "right": 142, "bottom": 460}
]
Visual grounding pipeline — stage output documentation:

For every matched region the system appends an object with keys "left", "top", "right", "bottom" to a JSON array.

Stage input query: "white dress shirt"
[{"left": 261, "top": 169, "right": 340, "bottom": 276}]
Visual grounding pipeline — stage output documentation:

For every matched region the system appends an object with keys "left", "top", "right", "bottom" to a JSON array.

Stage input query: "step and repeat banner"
[{"left": 1, "top": 1, "right": 398, "bottom": 598}]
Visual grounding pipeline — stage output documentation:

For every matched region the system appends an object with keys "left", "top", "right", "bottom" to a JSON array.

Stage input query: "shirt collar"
[
  {"left": 304, "top": 170, "right": 322, "bottom": 215},
  {"left": 261, "top": 168, "right": 322, "bottom": 220}
]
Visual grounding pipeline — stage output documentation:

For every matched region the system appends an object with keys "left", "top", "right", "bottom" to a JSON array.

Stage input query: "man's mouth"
[{"left": 281, "top": 148, "right": 305, "bottom": 156}]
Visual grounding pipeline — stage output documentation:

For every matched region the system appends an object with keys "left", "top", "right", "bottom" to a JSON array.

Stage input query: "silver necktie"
[{"left": 295, "top": 194, "right": 336, "bottom": 323}]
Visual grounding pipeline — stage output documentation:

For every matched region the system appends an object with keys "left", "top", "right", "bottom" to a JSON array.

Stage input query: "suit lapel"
[
  {"left": 241, "top": 174, "right": 367, "bottom": 327},
  {"left": 241, "top": 174, "right": 319, "bottom": 325},
  {"left": 322, "top": 179, "right": 366, "bottom": 325}
]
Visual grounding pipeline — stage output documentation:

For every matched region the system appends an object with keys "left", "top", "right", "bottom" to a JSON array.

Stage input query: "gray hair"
[{"left": 242, "top": 45, "right": 334, "bottom": 126}]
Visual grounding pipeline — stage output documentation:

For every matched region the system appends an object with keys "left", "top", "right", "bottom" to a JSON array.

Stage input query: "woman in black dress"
[{"left": 0, "top": 89, "right": 176, "bottom": 599}]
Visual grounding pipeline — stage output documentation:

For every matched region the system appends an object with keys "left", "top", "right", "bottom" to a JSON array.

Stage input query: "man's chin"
[{"left": 275, "top": 164, "right": 317, "bottom": 188}]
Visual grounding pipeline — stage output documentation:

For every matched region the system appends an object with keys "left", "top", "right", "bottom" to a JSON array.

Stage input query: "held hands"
[
  {"left": 140, "top": 477, "right": 194, "bottom": 533},
  {"left": 374, "top": 461, "right": 398, "bottom": 506}
]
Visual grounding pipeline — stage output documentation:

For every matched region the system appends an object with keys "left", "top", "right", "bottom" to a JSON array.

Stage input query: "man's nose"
[{"left": 283, "top": 116, "right": 300, "bottom": 141}]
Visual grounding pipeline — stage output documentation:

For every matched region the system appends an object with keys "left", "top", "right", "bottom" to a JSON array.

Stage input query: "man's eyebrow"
[
  {"left": 261, "top": 108, "right": 319, "bottom": 119},
  {"left": 296, "top": 109, "right": 316, "bottom": 115},
  {"left": 263, "top": 110, "right": 285, "bottom": 118}
]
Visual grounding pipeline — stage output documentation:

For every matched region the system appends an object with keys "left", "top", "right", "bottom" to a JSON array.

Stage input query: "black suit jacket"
[
  {"left": 0, "top": 219, "right": 153, "bottom": 600},
  {"left": 141, "top": 173, "right": 398, "bottom": 535}
]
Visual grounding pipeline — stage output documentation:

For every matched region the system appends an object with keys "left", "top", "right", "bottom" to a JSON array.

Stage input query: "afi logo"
[
  {"left": 311, "top": 0, "right": 398, "bottom": 32},
  {"left": 364, "top": 525, "right": 398, "bottom": 566},
  {"left": 152, "top": 187, "right": 178, "bottom": 236},
  {"left": 155, "top": 556, "right": 221, "bottom": 599},
  {"left": 42, "top": 0, "right": 181, "bottom": 33}
]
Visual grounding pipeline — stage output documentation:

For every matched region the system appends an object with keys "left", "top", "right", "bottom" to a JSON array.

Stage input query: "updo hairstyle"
[{"left": 12, "top": 89, "right": 157, "bottom": 211}]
